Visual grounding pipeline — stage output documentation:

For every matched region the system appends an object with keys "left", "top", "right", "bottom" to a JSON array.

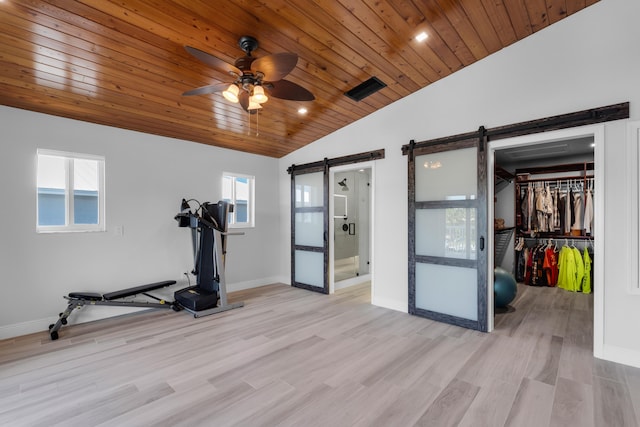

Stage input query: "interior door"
[
  {"left": 408, "top": 137, "right": 488, "bottom": 331},
  {"left": 291, "top": 167, "right": 329, "bottom": 293}
]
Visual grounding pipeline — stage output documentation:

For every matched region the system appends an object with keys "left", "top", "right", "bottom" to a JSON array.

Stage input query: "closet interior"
[{"left": 494, "top": 137, "right": 595, "bottom": 298}]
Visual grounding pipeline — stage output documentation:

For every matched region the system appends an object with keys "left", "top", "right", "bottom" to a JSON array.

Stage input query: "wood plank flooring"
[{"left": 0, "top": 282, "right": 638, "bottom": 426}]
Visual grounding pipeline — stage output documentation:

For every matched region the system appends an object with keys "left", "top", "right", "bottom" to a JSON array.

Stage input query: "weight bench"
[{"left": 48, "top": 280, "right": 177, "bottom": 340}]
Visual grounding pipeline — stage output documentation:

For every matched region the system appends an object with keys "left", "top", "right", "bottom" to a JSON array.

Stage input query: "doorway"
[
  {"left": 289, "top": 149, "right": 384, "bottom": 296},
  {"left": 330, "top": 163, "right": 374, "bottom": 294},
  {"left": 488, "top": 124, "right": 604, "bottom": 356}
]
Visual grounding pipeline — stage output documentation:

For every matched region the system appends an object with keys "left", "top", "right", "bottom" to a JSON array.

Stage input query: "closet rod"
[
  {"left": 517, "top": 233, "right": 593, "bottom": 240},
  {"left": 516, "top": 174, "right": 594, "bottom": 184}
]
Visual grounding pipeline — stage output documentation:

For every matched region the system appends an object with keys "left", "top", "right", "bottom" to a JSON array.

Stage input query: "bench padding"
[
  {"left": 68, "top": 292, "right": 102, "bottom": 301},
  {"left": 102, "top": 280, "right": 176, "bottom": 300}
]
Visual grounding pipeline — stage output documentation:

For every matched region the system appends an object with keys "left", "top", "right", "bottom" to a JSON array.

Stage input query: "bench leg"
[{"left": 48, "top": 300, "right": 83, "bottom": 340}]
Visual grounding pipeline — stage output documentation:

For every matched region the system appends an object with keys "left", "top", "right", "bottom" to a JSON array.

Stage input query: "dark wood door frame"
[{"left": 288, "top": 149, "right": 385, "bottom": 294}]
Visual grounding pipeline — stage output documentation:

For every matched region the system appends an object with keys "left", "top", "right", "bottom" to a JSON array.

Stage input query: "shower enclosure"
[{"left": 333, "top": 169, "right": 371, "bottom": 286}]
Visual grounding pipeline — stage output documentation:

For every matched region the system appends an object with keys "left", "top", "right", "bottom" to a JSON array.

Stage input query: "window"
[
  {"left": 37, "top": 149, "right": 105, "bottom": 232},
  {"left": 222, "top": 172, "right": 255, "bottom": 228}
]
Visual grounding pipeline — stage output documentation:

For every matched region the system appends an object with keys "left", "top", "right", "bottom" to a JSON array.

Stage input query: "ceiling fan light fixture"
[
  {"left": 252, "top": 85, "right": 269, "bottom": 103},
  {"left": 247, "top": 100, "right": 263, "bottom": 110},
  {"left": 222, "top": 84, "right": 239, "bottom": 103}
]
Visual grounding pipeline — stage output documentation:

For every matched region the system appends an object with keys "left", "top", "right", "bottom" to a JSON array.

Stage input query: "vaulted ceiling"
[{"left": 0, "top": 0, "right": 598, "bottom": 158}]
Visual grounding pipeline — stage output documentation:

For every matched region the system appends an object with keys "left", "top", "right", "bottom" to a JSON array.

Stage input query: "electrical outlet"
[{"left": 114, "top": 225, "right": 124, "bottom": 236}]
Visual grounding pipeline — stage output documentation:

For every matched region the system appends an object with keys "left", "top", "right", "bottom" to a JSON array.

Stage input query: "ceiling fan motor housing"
[
  {"left": 238, "top": 35, "right": 259, "bottom": 55},
  {"left": 234, "top": 56, "right": 255, "bottom": 72}
]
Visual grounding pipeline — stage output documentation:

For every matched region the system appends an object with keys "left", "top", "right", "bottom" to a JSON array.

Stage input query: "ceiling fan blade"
[
  {"left": 251, "top": 53, "right": 298, "bottom": 82},
  {"left": 266, "top": 79, "right": 315, "bottom": 101},
  {"left": 182, "top": 83, "right": 228, "bottom": 96},
  {"left": 184, "top": 46, "right": 241, "bottom": 76}
]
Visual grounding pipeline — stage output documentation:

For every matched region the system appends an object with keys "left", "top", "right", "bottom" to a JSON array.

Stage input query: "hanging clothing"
[
  {"left": 572, "top": 246, "right": 585, "bottom": 291},
  {"left": 569, "top": 188, "right": 576, "bottom": 230},
  {"left": 564, "top": 190, "right": 572, "bottom": 234},
  {"left": 528, "top": 184, "right": 535, "bottom": 232},
  {"left": 530, "top": 246, "right": 547, "bottom": 287},
  {"left": 558, "top": 191, "right": 566, "bottom": 234},
  {"left": 557, "top": 244, "right": 585, "bottom": 292},
  {"left": 543, "top": 247, "right": 559, "bottom": 287},
  {"left": 584, "top": 189, "right": 594, "bottom": 235},
  {"left": 572, "top": 190, "right": 584, "bottom": 232},
  {"left": 557, "top": 246, "right": 576, "bottom": 291},
  {"left": 552, "top": 189, "right": 560, "bottom": 231},
  {"left": 535, "top": 188, "right": 545, "bottom": 232},
  {"left": 583, "top": 247, "right": 592, "bottom": 294},
  {"left": 524, "top": 246, "right": 534, "bottom": 285}
]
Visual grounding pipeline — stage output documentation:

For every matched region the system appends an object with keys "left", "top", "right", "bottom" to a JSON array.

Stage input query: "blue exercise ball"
[{"left": 494, "top": 267, "right": 517, "bottom": 308}]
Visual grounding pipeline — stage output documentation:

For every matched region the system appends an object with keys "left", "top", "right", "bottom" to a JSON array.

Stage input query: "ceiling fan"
[{"left": 182, "top": 36, "right": 315, "bottom": 113}]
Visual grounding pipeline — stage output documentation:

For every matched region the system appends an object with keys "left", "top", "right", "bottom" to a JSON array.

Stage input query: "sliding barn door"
[
  {"left": 291, "top": 167, "right": 329, "bottom": 294},
  {"left": 408, "top": 136, "right": 488, "bottom": 331}
]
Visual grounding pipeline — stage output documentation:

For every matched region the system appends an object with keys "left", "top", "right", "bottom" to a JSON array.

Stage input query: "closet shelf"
[
  {"left": 495, "top": 167, "right": 514, "bottom": 194},
  {"left": 496, "top": 226, "right": 515, "bottom": 234}
]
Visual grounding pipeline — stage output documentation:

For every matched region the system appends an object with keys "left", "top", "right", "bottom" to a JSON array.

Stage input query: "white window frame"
[
  {"left": 222, "top": 172, "right": 255, "bottom": 229},
  {"left": 36, "top": 149, "right": 106, "bottom": 233}
]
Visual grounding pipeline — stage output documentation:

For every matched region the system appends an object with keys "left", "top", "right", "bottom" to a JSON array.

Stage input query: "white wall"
[
  {"left": 0, "top": 107, "right": 281, "bottom": 338},
  {"left": 278, "top": 0, "right": 640, "bottom": 365}
]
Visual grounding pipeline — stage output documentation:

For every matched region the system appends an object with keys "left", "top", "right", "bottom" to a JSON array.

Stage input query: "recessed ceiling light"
[
  {"left": 298, "top": 107, "right": 308, "bottom": 115},
  {"left": 415, "top": 32, "right": 428, "bottom": 42}
]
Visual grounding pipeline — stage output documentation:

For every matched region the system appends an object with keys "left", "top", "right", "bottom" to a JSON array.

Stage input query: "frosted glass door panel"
[
  {"left": 416, "top": 208, "right": 477, "bottom": 259},
  {"left": 415, "top": 148, "right": 477, "bottom": 201},
  {"left": 295, "top": 250, "right": 324, "bottom": 288},
  {"left": 295, "top": 173, "right": 323, "bottom": 207},
  {"left": 415, "top": 263, "right": 478, "bottom": 321},
  {"left": 295, "top": 212, "right": 324, "bottom": 247},
  {"left": 292, "top": 169, "right": 327, "bottom": 293}
]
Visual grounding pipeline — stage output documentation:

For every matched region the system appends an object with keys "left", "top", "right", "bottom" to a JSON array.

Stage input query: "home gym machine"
[
  {"left": 48, "top": 199, "right": 243, "bottom": 340},
  {"left": 173, "top": 198, "right": 244, "bottom": 317}
]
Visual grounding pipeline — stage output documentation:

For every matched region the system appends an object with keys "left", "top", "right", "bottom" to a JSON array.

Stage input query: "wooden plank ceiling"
[{"left": 0, "top": 0, "right": 598, "bottom": 158}]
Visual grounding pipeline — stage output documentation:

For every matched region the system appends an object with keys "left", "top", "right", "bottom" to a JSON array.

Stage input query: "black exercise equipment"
[
  {"left": 48, "top": 280, "right": 177, "bottom": 340},
  {"left": 48, "top": 198, "right": 243, "bottom": 340},
  {"left": 173, "top": 199, "right": 244, "bottom": 317}
]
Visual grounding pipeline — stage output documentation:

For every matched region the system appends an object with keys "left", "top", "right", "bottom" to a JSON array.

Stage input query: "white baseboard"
[
  {"left": 371, "top": 295, "right": 407, "bottom": 313},
  {"left": 227, "top": 276, "right": 287, "bottom": 292},
  {"left": 0, "top": 317, "right": 59, "bottom": 340},
  {"left": 335, "top": 274, "right": 371, "bottom": 291},
  {"left": 600, "top": 343, "right": 640, "bottom": 369}
]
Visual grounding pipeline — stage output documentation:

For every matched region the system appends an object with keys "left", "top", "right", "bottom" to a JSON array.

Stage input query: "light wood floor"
[{"left": 0, "top": 283, "right": 638, "bottom": 427}]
